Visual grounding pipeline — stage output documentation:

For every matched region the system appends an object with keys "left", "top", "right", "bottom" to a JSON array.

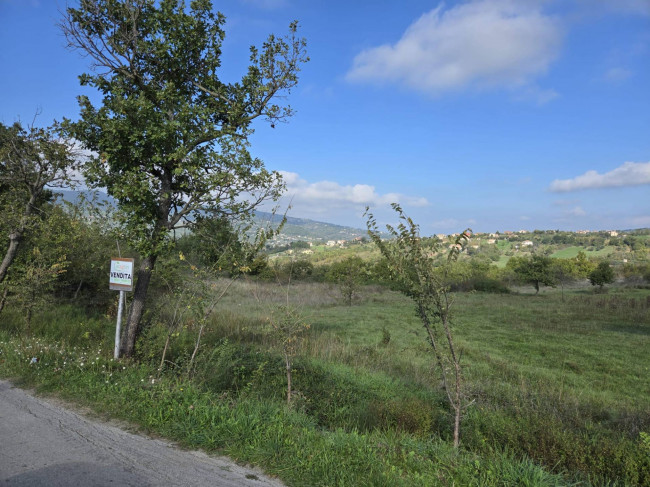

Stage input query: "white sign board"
[{"left": 110, "top": 258, "right": 134, "bottom": 292}]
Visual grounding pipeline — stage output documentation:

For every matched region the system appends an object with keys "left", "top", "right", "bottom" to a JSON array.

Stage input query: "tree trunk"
[
  {"left": 0, "top": 193, "right": 37, "bottom": 284},
  {"left": 187, "top": 321, "right": 206, "bottom": 377},
  {"left": 159, "top": 332, "right": 171, "bottom": 372},
  {"left": 73, "top": 279, "right": 84, "bottom": 300},
  {"left": 285, "top": 352, "right": 292, "bottom": 405},
  {"left": 120, "top": 254, "right": 157, "bottom": 357},
  {"left": 0, "top": 233, "right": 22, "bottom": 284},
  {"left": 0, "top": 286, "right": 8, "bottom": 315},
  {"left": 442, "top": 312, "right": 463, "bottom": 449},
  {"left": 453, "top": 405, "right": 461, "bottom": 448},
  {"left": 25, "top": 289, "right": 36, "bottom": 334}
]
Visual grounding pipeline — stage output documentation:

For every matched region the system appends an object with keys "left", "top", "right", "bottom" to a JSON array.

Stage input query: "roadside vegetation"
[
  {"left": 1, "top": 200, "right": 649, "bottom": 485},
  {"left": 1, "top": 149, "right": 649, "bottom": 485},
  {"left": 2, "top": 1, "right": 650, "bottom": 485}
]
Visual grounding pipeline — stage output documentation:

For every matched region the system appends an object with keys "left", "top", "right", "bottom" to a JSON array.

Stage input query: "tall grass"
[
  {"left": 1, "top": 279, "right": 649, "bottom": 485},
  {"left": 0, "top": 331, "right": 568, "bottom": 486},
  {"left": 203, "top": 280, "right": 650, "bottom": 484}
]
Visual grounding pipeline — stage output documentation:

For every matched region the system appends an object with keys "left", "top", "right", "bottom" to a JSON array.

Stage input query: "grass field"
[
  {"left": 551, "top": 246, "right": 617, "bottom": 259},
  {"left": 1, "top": 280, "right": 649, "bottom": 486},
  {"left": 494, "top": 254, "right": 510, "bottom": 268}
]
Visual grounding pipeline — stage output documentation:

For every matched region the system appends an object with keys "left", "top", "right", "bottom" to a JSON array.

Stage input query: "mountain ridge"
[{"left": 56, "top": 190, "right": 367, "bottom": 242}]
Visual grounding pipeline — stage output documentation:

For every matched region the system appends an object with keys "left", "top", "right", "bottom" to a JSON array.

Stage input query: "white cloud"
[
  {"left": 549, "top": 162, "right": 650, "bottom": 192},
  {"left": 432, "top": 218, "right": 460, "bottom": 228},
  {"left": 279, "top": 171, "right": 430, "bottom": 209},
  {"left": 346, "top": 0, "right": 562, "bottom": 96},
  {"left": 567, "top": 206, "right": 586, "bottom": 217}
]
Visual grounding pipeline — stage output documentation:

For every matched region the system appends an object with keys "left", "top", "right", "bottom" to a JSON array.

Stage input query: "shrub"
[{"left": 589, "top": 261, "right": 615, "bottom": 289}]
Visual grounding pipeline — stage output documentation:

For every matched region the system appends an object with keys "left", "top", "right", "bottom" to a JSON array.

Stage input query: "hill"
[
  {"left": 56, "top": 191, "right": 368, "bottom": 244},
  {"left": 55, "top": 191, "right": 648, "bottom": 252},
  {"left": 253, "top": 211, "right": 367, "bottom": 245}
]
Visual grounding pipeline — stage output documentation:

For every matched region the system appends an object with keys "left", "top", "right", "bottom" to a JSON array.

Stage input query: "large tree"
[
  {"left": 508, "top": 254, "right": 556, "bottom": 294},
  {"left": 0, "top": 122, "right": 77, "bottom": 285},
  {"left": 60, "top": 0, "right": 308, "bottom": 356}
]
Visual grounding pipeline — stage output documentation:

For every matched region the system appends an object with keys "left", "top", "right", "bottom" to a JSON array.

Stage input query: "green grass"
[
  {"left": 494, "top": 254, "right": 511, "bottom": 268},
  {"left": 0, "top": 332, "right": 567, "bottom": 487},
  {"left": 551, "top": 246, "right": 617, "bottom": 259},
  {"left": 2, "top": 281, "right": 649, "bottom": 485},
  {"left": 496, "top": 240, "right": 512, "bottom": 251}
]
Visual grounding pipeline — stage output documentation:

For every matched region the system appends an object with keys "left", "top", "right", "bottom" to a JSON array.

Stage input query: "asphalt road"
[{"left": 0, "top": 380, "right": 285, "bottom": 486}]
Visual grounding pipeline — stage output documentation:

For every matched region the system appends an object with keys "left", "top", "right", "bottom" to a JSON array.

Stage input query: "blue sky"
[{"left": 1, "top": 0, "right": 649, "bottom": 234}]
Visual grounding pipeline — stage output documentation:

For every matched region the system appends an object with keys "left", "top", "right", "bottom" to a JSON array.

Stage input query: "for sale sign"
[{"left": 110, "top": 258, "right": 134, "bottom": 291}]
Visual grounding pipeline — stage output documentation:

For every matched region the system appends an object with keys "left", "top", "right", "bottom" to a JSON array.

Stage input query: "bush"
[
  {"left": 463, "top": 404, "right": 650, "bottom": 485},
  {"left": 326, "top": 257, "right": 366, "bottom": 305},
  {"left": 589, "top": 261, "right": 615, "bottom": 289},
  {"left": 369, "top": 396, "right": 437, "bottom": 436}
]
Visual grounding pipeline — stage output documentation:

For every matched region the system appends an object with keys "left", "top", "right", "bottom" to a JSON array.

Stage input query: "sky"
[{"left": 1, "top": 0, "right": 649, "bottom": 234}]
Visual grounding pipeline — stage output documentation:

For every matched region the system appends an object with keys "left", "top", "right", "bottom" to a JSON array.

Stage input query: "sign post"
[{"left": 110, "top": 258, "right": 134, "bottom": 359}]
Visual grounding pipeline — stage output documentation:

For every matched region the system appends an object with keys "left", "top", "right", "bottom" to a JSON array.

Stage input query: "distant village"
[{"left": 265, "top": 227, "right": 640, "bottom": 256}]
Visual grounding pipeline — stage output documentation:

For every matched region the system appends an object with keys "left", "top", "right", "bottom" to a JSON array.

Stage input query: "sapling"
[
  {"left": 266, "top": 304, "right": 310, "bottom": 405},
  {"left": 181, "top": 212, "right": 286, "bottom": 376},
  {"left": 366, "top": 204, "right": 471, "bottom": 448},
  {"left": 259, "top": 257, "right": 311, "bottom": 405}
]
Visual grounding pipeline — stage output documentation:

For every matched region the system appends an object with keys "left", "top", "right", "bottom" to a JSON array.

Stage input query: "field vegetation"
[
  {"left": 1, "top": 144, "right": 649, "bottom": 484},
  {"left": 1, "top": 201, "right": 649, "bottom": 485},
  {"left": 2, "top": 2, "right": 649, "bottom": 485}
]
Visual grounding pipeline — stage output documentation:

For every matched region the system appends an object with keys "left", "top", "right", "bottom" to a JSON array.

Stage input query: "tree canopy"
[
  {"left": 507, "top": 254, "right": 556, "bottom": 294},
  {"left": 0, "top": 121, "right": 77, "bottom": 284},
  {"left": 60, "top": 0, "right": 308, "bottom": 356},
  {"left": 589, "top": 261, "right": 615, "bottom": 289},
  {"left": 61, "top": 0, "right": 307, "bottom": 254}
]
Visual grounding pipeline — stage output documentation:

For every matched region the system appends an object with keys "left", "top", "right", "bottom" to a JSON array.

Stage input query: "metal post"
[{"left": 114, "top": 290, "right": 125, "bottom": 359}]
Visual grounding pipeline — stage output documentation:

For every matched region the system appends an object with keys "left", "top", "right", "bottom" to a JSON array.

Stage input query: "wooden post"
[{"left": 114, "top": 291, "right": 125, "bottom": 359}]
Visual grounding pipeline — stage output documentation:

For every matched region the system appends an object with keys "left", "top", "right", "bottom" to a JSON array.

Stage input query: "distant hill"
[
  {"left": 55, "top": 190, "right": 367, "bottom": 243},
  {"left": 53, "top": 191, "right": 649, "bottom": 244},
  {"left": 253, "top": 211, "right": 367, "bottom": 244}
]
